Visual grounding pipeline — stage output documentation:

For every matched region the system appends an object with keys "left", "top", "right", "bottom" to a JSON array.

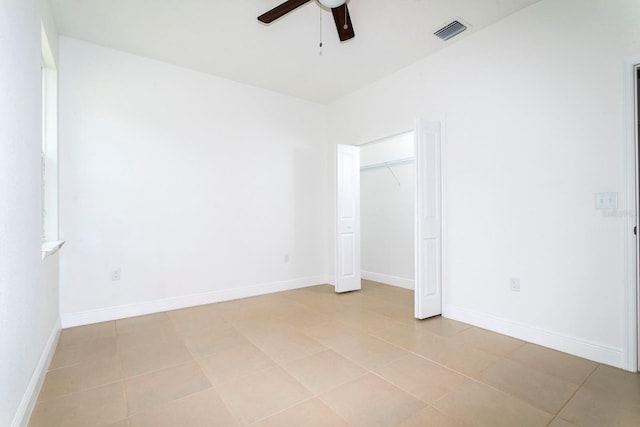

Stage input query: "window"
[{"left": 41, "top": 24, "right": 62, "bottom": 258}]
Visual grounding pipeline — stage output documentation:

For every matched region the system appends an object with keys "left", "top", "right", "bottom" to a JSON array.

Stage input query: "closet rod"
[{"left": 359, "top": 157, "right": 414, "bottom": 171}]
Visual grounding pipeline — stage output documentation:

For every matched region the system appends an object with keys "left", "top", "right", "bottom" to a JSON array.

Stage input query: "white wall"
[
  {"left": 0, "top": 1, "right": 61, "bottom": 426},
  {"left": 58, "top": 38, "right": 330, "bottom": 325},
  {"left": 360, "top": 135, "right": 415, "bottom": 289},
  {"left": 329, "top": 0, "right": 640, "bottom": 368}
]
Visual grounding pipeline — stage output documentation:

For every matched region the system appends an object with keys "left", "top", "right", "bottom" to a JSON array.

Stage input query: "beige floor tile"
[
  {"left": 248, "top": 329, "right": 328, "bottom": 363},
  {"left": 287, "top": 284, "right": 336, "bottom": 295},
  {"left": 198, "top": 342, "right": 275, "bottom": 385},
  {"left": 558, "top": 365, "right": 640, "bottom": 426},
  {"left": 128, "top": 388, "right": 238, "bottom": 427},
  {"left": 29, "top": 382, "right": 127, "bottom": 427},
  {"left": 432, "top": 380, "right": 553, "bottom": 427},
  {"left": 278, "top": 286, "right": 336, "bottom": 304},
  {"left": 479, "top": 358, "right": 579, "bottom": 414},
  {"left": 220, "top": 299, "right": 293, "bottom": 324},
  {"left": 125, "top": 361, "right": 212, "bottom": 416},
  {"left": 327, "top": 332, "right": 410, "bottom": 370},
  {"left": 167, "top": 305, "right": 232, "bottom": 338},
  {"left": 215, "top": 366, "right": 312, "bottom": 425},
  {"left": 417, "top": 316, "right": 472, "bottom": 337},
  {"left": 360, "top": 281, "right": 414, "bottom": 307},
  {"left": 117, "top": 328, "right": 183, "bottom": 353},
  {"left": 373, "top": 353, "right": 468, "bottom": 403},
  {"left": 396, "top": 406, "right": 472, "bottom": 427},
  {"left": 38, "top": 355, "right": 122, "bottom": 402},
  {"left": 302, "top": 321, "right": 363, "bottom": 348},
  {"left": 116, "top": 313, "right": 180, "bottom": 348},
  {"left": 339, "top": 297, "right": 394, "bottom": 320},
  {"left": 385, "top": 291, "right": 415, "bottom": 307},
  {"left": 271, "top": 304, "right": 333, "bottom": 330},
  {"left": 371, "top": 305, "right": 416, "bottom": 325},
  {"left": 57, "top": 321, "right": 117, "bottom": 348},
  {"left": 506, "top": 343, "right": 597, "bottom": 385},
  {"left": 249, "top": 398, "right": 350, "bottom": 427},
  {"left": 50, "top": 335, "right": 119, "bottom": 370},
  {"left": 247, "top": 293, "right": 296, "bottom": 309},
  {"left": 319, "top": 373, "right": 425, "bottom": 427},
  {"left": 334, "top": 309, "right": 407, "bottom": 334},
  {"left": 289, "top": 293, "right": 352, "bottom": 317},
  {"left": 452, "top": 327, "right": 526, "bottom": 356},
  {"left": 372, "top": 321, "right": 448, "bottom": 352},
  {"left": 116, "top": 312, "right": 172, "bottom": 335},
  {"left": 547, "top": 418, "right": 577, "bottom": 427},
  {"left": 119, "top": 337, "right": 193, "bottom": 378},
  {"left": 360, "top": 298, "right": 415, "bottom": 324},
  {"left": 182, "top": 326, "right": 251, "bottom": 359},
  {"left": 559, "top": 386, "right": 640, "bottom": 427},
  {"left": 281, "top": 349, "right": 367, "bottom": 395},
  {"left": 320, "top": 300, "right": 375, "bottom": 320},
  {"left": 360, "top": 279, "right": 385, "bottom": 289},
  {"left": 332, "top": 288, "right": 374, "bottom": 305},
  {"left": 231, "top": 316, "right": 298, "bottom": 340},
  {"left": 211, "top": 297, "right": 261, "bottom": 316},
  {"left": 414, "top": 337, "right": 500, "bottom": 378},
  {"left": 105, "top": 421, "right": 129, "bottom": 427},
  {"left": 579, "top": 364, "right": 640, "bottom": 404}
]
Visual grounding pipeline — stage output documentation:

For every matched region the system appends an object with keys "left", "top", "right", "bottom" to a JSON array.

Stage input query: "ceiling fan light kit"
[
  {"left": 318, "top": 0, "right": 345, "bottom": 7},
  {"left": 258, "top": 0, "right": 355, "bottom": 42}
]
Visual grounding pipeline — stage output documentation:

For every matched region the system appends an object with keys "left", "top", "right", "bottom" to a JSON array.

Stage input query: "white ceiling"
[{"left": 50, "top": 0, "right": 541, "bottom": 104}]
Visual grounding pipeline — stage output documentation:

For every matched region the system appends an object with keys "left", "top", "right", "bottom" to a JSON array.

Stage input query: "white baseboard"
[
  {"left": 362, "top": 271, "right": 414, "bottom": 290},
  {"left": 444, "top": 304, "right": 625, "bottom": 369},
  {"left": 61, "top": 275, "right": 328, "bottom": 328},
  {"left": 12, "top": 317, "right": 61, "bottom": 427}
]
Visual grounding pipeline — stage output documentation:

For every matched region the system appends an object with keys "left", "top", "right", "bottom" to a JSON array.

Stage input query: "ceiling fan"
[{"left": 258, "top": 0, "right": 355, "bottom": 42}]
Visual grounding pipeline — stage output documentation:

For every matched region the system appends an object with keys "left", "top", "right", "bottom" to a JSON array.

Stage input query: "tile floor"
[{"left": 29, "top": 281, "right": 640, "bottom": 426}]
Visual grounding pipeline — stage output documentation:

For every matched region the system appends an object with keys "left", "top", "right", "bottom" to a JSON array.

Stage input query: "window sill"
[{"left": 41, "top": 240, "right": 65, "bottom": 259}]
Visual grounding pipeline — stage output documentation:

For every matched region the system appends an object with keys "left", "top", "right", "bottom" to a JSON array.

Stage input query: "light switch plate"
[{"left": 595, "top": 192, "right": 618, "bottom": 210}]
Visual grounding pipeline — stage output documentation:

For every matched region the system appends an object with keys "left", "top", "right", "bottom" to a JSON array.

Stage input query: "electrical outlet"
[
  {"left": 111, "top": 269, "right": 121, "bottom": 281},
  {"left": 509, "top": 277, "right": 520, "bottom": 292}
]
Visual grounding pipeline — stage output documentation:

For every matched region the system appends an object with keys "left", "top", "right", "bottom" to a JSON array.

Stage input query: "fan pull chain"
[
  {"left": 319, "top": 7, "right": 323, "bottom": 56},
  {"left": 344, "top": 5, "right": 348, "bottom": 30}
]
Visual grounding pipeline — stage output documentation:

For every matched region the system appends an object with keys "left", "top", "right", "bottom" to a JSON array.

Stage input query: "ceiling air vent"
[{"left": 434, "top": 20, "right": 467, "bottom": 41}]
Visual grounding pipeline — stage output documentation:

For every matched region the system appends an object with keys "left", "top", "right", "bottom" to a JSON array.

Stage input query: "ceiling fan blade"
[
  {"left": 331, "top": 4, "right": 355, "bottom": 41},
  {"left": 258, "top": 0, "right": 313, "bottom": 24}
]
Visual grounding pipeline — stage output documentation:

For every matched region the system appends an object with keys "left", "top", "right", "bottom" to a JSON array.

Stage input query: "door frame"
[
  {"left": 623, "top": 55, "right": 640, "bottom": 372},
  {"left": 337, "top": 119, "right": 446, "bottom": 319}
]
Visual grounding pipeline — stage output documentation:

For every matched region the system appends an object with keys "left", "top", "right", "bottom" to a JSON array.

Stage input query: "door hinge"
[{"left": 635, "top": 226, "right": 637, "bottom": 236}]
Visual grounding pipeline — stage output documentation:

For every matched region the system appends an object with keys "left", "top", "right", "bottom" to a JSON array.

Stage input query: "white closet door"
[
  {"left": 414, "top": 120, "right": 442, "bottom": 319},
  {"left": 335, "top": 144, "right": 361, "bottom": 293}
]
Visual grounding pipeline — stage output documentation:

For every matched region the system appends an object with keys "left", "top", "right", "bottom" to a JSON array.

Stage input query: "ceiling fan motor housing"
[
  {"left": 318, "top": 0, "right": 346, "bottom": 8},
  {"left": 258, "top": 0, "right": 355, "bottom": 42}
]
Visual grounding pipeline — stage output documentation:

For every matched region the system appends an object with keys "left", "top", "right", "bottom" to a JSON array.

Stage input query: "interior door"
[
  {"left": 335, "top": 144, "right": 361, "bottom": 293},
  {"left": 414, "top": 120, "right": 442, "bottom": 319}
]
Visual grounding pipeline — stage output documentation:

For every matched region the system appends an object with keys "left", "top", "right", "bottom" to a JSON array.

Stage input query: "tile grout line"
[
  {"left": 239, "top": 289, "right": 427, "bottom": 425},
  {"left": 550, "top": 361, "right": 601, "bottom": 423},
  {"left": 115, "top": 319, "right": 131, "bottom": 424},
  {"left": 370, "top": 322, "right": 561, "bottom": 421},
  {"left": 125, "top": 309, "right": 239, "bottom": 425}
]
